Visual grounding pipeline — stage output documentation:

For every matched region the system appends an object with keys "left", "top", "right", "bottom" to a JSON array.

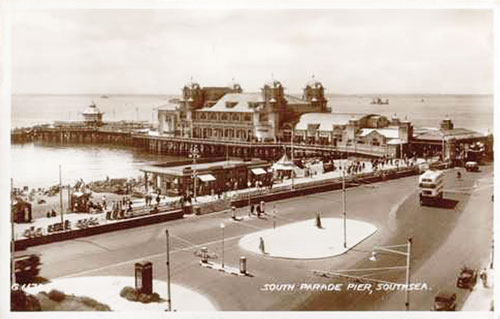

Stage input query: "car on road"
[
  {"left": 456, "top": 267, "right": 477, "bottom": 291},
  {"left": 465, "top": 161, "right": 479, "bottom": 172},
  {"left": 433, "top": 291, "right": 457, "bottom": 311}
]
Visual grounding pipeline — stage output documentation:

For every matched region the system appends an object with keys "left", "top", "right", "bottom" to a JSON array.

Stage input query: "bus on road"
[{"left": 419, "top": 170, "right": 445, "bottom": 206}]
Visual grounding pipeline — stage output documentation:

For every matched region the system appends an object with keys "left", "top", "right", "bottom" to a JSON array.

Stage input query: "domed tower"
[
  {"left": 82, "top": 102, "right": 104, "bottom": 126},
  {"left": 303, "top": 77, "right": 327, "bottom": 111},
  {"left": 232, "top": 83, "right": 243, "bottom": 93},
  {"left": 182, "top": 81, "right": 203, "bottom": 110},
  {"left": 261, "top": 80, "right": 286, "bottom": 111},
  {"left": 440, "top": 115, "right": 454, "bottom": 130}
]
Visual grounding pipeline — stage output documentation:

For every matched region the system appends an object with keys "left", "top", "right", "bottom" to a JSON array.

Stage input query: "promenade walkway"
[{"left": 14, "top": 157, "right": 426, "bottom": 241}]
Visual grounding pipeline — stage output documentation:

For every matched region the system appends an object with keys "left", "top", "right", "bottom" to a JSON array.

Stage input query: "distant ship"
[
  {"left": 100, "top": 95, "right": 109, "bottom": 99},
  {"left": 370, "top": 97, "right": 389, "bottom": 105}
]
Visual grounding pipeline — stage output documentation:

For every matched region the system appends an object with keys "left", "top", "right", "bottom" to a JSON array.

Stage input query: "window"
[
  {"left": 232, "top": 114, "right": 239, "bottom": 121},
  {"left": 244, "top": 114, "right": 252, "bottom": 122},
  {"left": 221, "top": 113, "right": 229, "bottom": 121},
  {"left": 200, "top": 113, "right": 207, "bottom": 120},
  {"left": 210, "top": 113, "right": 218, "bottom": 120}
]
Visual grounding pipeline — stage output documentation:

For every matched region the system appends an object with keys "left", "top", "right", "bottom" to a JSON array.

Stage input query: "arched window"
[
  {"left": 232, "top": 114, "right": 239, "bottom": 121},
  {"left": 244, "top": 114, "right": 252, "bottom": 122},
  {"left": 221, "top": 113, "right": 229, "bottom": 121},
  {"left": 210, "top": 113, "right": 217, "bottom": 120},
  {"left": 200, "top": 113, "right": 207, "bottom": 120}
]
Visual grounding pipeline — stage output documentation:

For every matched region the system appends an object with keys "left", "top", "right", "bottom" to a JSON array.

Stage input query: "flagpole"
[
  {"left": 11, "top": 178, "right": 16, "bottom": 286},
  {"left": 59, "top": 165, "right": 64, "bottom": 224}
]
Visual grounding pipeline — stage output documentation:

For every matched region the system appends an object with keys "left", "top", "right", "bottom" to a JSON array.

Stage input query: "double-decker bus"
[{"left": 419, "top": 170, "right": 445, "bottom": 206}]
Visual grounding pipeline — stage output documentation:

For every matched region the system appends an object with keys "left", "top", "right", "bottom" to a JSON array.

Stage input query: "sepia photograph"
[{"left": 3, "top": 0, "right": 495, "bottom": 316}]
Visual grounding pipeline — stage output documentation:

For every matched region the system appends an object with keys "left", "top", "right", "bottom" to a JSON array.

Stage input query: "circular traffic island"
[{"left": 239, "top": 218, "right": 377, "bottom": 259}]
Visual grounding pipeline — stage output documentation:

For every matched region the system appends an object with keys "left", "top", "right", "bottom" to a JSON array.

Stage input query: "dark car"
[
  {"left": 457, "top": 267, "right": 477, "bottom": 290},
  {"left": 433, "top": 291, "right": 457, "bottom": 311},
  {"left": 465, "top": 161, "right": 479, "bottom": 172}
]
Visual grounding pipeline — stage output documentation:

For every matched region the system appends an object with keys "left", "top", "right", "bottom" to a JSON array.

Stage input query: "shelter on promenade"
[{"left": 141, "top": 158, "right": 271, "bottom": 197}]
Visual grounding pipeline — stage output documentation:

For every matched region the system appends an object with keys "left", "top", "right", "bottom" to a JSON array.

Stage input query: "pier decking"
[{"left": 12, "top": 123, "right": 390, "bottom": 160}]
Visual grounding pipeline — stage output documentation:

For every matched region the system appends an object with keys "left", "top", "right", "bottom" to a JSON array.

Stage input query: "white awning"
[
  {"left": 251, "top": 168, "right": 267, "bottom": 175},
  {"left": 198, "top": 174, "right": 216, "bottom": 182}
]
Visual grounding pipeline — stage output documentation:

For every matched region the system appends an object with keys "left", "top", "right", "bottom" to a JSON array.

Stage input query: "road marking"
[{"left": 59, "top": 231, "right": 254, "bottom": 279}]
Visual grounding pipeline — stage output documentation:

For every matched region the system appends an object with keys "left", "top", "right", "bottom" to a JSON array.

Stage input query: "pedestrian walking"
[
  {"left": 480, "top": 268, "right": 488, "bottom": 288},
  {"left": 259, "top": 237, "right": 266, "bottom": 254},
  {"left": 250, "top": 204, "right": 255, "bottom": 217}
]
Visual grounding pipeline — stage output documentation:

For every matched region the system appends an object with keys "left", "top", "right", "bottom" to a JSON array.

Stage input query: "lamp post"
[
  {"left": 342, "top": 169, "right": 347, "bottom": 248},
  {"left": 59, "top": 165, "right": 64, "bottom": 224},
  {"left": 220, "top": 223, "right": 225, "bottom": 268},
  {"left": 165, "top": 229, "right": 172, "bottom": 311},
  {"left": 189, "top": 145, "right": 200, "bottom": 202},
  {"left": 291, "top": 129, "right": 295, "bottom": 190},
  {"left": 371, "top": 237, "right": 413, "bottom": 311},
  {"left": 11, "top": 178, "right": 16, "bottom": 286},
  {"left": 313, "top": 237, "right": 413, "bottom": 311},
  {"left": 247, "top": 181, "right": 252, "bottom": 208}
]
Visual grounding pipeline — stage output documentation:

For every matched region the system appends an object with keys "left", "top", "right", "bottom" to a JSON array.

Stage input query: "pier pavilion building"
[
  {"left": 157, "top": 79, "right": 329, "bottom": 142},
  {"left": 412, "top": 117, "right": 488, "bottom": 163},
  {"left": 294, "top": 113, "right": 413, "bottom": 157}
]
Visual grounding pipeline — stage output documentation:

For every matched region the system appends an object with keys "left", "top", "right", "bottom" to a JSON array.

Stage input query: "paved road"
[{"left": 27, "top": 164, "right": 493, "bottom": 311}]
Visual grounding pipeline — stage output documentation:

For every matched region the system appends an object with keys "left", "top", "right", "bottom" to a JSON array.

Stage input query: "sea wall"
[{"left": 14, "top": 209, "right": 184, "bottom": 251}]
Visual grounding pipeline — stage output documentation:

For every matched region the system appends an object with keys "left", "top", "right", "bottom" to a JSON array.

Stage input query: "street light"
[
  {"left": 312, "top": 237, "right": 413, "bottom": 311},
  {"left": 291, "top": 129, "right": 295, "bottom": 190},
  {"left": 247, "top": 181, "right": 252, "bottom": 208},
  {"left": 370, "top": 237, "right": 413, "bottom": 311},
  {"left": 165, "top": 229, "right": 172, "bottom": 311},
  {"left": 189, "top": 145, "right": 200, "bottom": 201},
  {"left": 11, "top": 178, "right": 16, "bottom": 286},
  {"left": 342, "top": 169, "right": 347, "bottom": 248},
  {"left": 220, "top": 223, "right": 225, "bottom": 268},
  {"left": 272, "top": 205, "right": 277, "bottom": 229}
]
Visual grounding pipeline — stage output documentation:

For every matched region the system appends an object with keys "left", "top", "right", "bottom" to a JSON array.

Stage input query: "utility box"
[{"left": 135, "top": 261, "right": 153, "bottom": 295}]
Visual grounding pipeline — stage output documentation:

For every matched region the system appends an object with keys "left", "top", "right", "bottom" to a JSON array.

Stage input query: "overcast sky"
[{"left": 11, "top": 9, "right": 493, "bottom": 95}]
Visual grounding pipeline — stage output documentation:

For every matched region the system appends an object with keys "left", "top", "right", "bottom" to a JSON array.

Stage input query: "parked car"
[
  {"left": 457, "top": 267, "right": 477, "bottom": 290},
  {"left": 465, "top": 161, "right": 479, "bottom": 172},
  {"left": 433, "top": 291, "right": 457, "bottom": 311}
]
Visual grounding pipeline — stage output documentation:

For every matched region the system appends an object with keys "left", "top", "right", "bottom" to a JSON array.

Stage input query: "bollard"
[
  {"left": 239, "top": 256, "right": 247, "bottom": 274},
  {"left": 200, "top": 247, "right": 209, "bottom": 264}
]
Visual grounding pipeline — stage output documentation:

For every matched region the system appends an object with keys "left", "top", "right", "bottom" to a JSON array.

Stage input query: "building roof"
[
  {"left": 141, "top": 159, "right": 267, "bottom": 176},
  {"left": 285, "top": 94, "right": 311, "bottom": 105},
  {"left": 413, "top": 128, "right": 485, "bottom": 141},
  {"left": 157, "top": 102, "right": 179, "bottom": 111},
  {"left": 203, "top": 93, "right": 261, "bottom": 112},
  {"left": 82, "top": 104, "right": 103, "bottom": 115},
  {"left": 295, "top": 113, "right": 366, "bottom": 131},
  {"left": 359, "top": 128, "right": 400, "bottom": 139}
]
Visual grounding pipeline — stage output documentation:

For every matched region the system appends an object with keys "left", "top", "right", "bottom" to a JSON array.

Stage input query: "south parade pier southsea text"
[{"left": 260, "top": 282, "right": 430, "bottom": 293}]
